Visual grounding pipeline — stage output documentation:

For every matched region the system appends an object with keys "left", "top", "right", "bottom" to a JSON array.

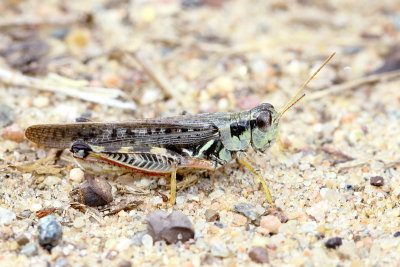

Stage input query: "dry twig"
[
  {"left": 131, "top": 50, "right": 189, "bottom": 108},
  {"left": 307, "top": 70, "right": 400, "bottom": 101},
  {"left": 0, "top": 14, "right": 84, "bottom": 29}
]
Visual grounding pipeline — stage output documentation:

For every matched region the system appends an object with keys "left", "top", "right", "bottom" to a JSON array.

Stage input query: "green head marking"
[
  {"left": 250, "top": 103, "right": 279, "bottom": 151},
  {"left": 250, "top": 52, "right": 336, "bottom": 152}
]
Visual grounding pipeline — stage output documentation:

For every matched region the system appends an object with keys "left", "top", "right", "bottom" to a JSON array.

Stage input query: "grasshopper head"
[
  {"left": 250, "top": 52, "right": 336, "bottom": 153},
  {"left": 250, "top": 103, "right": 280, "bottom": 152}
]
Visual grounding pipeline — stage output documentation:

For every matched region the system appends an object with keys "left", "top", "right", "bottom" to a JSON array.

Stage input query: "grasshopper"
[{"left": 25, "top": 53, "right": 335, "bottom": 205}]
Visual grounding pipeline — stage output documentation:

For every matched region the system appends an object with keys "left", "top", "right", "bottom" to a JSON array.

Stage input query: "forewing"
[{"left": 25, "top": 118, "right": 219, "bottom": 149}]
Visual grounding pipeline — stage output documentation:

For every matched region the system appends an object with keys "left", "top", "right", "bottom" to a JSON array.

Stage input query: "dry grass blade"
[
  {"left": 0, "top": 14, "right": 84, "bottom": 28},
  {"left": 307, "top": 69, "right": 400, "bottom": 101},
  {"left": 0, "top": 68, "right": 136, "bottom": 110}
]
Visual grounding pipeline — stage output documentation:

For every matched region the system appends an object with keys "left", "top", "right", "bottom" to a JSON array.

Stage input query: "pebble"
[
  {"left": 20, "top": 243, "right": 38, "bottom": 256},
  {"left": 30, "top": 203, "right": 43, "bottom": 212},
  {"left": 248, "top": 246, "right": 269, "bottom": 263},
  {"left": 69, "top": 168, "right": 85, "bottom": 183},
  {"left": 320, "top": 188, "right": 340, "bottom": 203},
  {"left": 32, "top": 96, "right": 50, "bottom": 108},
  {"left": 325, "top": 237, "right": 343, "bottom": 249},
  {"left": 43, "top": 176, "right": 61, "bottom": 186},
  {"left": 131, "top": 231, "right": 147, "bottom": 246},
  {"left": 54, "top": 258, "right": 68, "bottom": 267},
  {"left": 0, "top": 207, "right": 16, "bottom": 225},
  {"left": 370, "top": 176, "right": 384, "bottom": 187},
  {"left": 65, "top": 28, "right": 91, "bottom": 50},
  {"left": 260, "top": 215, "right": 281, "bottom": 234},
  {"left": 147, "top": 210, "right": 194, "bottom": 244},
  {"left": 118, "top": 260, "right": 132, "bottom": 267},
  {"left": 210, "top": 243, "right": 230, "bottom": 258},
  {"left": 206, "top": 76, "right": 235, "bottom": 97},
  {"left": 141, "top": 234, "right": 154, "bottom": 248},
  {"left": 306, "top": 201, "right": 328, "bottom": 222},
  {"left": 2, "top": 124, "right": 25, "bottom": 143},
  {"left": 70, "top": 175, "right": 113, "bottom": 206},
  {"left": 232, "top": 214, "right": 248, "bottom": 227},
  {"left": 249, "top": 59, "right": 268, "bottom": 76},
  {"left": 301, "top": 221, "right": 318, "bottom": 233},
  {"left": 16, "top": 234, "right": 30, "bottom": 247},
  {"left": 73, "top": 217, "right": 85, "bottom": 228},
  {"left": 233, "top": 203, "right": 259, "bottom": 221},
  {"left": 38, "top": 215, "right": 63, "bottom": 251},
  {"left": 17, "top": 210, "right": 32, "bottom": 219},
  {"left": 268, "top": 208, "right": 289, "bottom": 223},
  {"left": 205, "top": 209, "right": 220, "bottom": 222},
  {"left": 140, "top": 88, "right": 162, "bottom": 105},
  {"left": 0, "top": 104, "right": 15, "bottom": 127}
]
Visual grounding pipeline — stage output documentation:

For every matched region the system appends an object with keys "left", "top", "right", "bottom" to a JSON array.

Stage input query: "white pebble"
[
  {"left": 140, "top": 88, "right": 161, "bottom": 105},
  {"left": 69, "top": 168, "right": 84, "bottom": 183},
  {"left": 43, "top": 176, "right": 61, "bottom": 186},
  {"left": 30, "top": 203, "right": 43, "bottom": 212},
  {"left": 0, "top": 207, "right": 16, "bottom": 225},
  {"left": 306, "top": 201, "right": 328, "bottom": 222},
  {"left": 301, "top": 221, "right": 317, "bottom": 233},
  {"left": 260, "top": 215, "right": 281, "bottom": 234},
  {"left": 73, "top": 217, "right": 85, "bottom": 228},
  {"left": 32, "top": 96, "right": 50, "bottom": 108},
  {"left": 175, "top": 196, "right": 185, "bottom": 205},
  {"left": 141, "top": 234, "right": 153, "bottom": 248}
]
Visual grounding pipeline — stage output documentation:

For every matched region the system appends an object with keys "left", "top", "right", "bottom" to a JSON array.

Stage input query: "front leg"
[{"left": 237, "top": 152, "right": 274, "bottom": 205}]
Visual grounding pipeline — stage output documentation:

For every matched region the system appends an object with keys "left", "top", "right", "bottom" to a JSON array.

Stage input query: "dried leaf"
[
  {"left": 36, "top": 208, "right": 56, "bottom": 219},
  {"left": 100, "top": 197, "right": 143, "bottom": 216},
  {"left": 12, "top": 155, "right": 63, "bottom": 175}
]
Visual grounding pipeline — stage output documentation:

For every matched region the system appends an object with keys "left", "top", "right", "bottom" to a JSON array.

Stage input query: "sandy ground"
[{"left": 0, "top": 0, "right": 400, "bottom": 266}]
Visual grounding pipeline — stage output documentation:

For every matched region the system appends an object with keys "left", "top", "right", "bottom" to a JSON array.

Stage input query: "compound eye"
[
  {"left": 256, "top": 111, "right": 272, "bottom": 132},
  {"left": 70, "top": 141, "right": 92, "bottom": 158}
]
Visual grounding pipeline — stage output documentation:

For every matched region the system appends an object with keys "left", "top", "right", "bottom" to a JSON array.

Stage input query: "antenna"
[{"left": 277, "top": 52, "right": 336, "bottom": 120}]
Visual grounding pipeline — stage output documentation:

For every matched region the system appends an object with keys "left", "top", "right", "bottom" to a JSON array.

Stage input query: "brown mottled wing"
[{"left": 25, "top": 118, "right": 219, "bottom": 149}]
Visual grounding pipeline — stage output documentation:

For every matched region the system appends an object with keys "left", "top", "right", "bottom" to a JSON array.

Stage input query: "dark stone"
[
  {"left": 249, "top": 246, "right": 269, "bottom": 263},
  {"left": 370, "top": 176, "right": 384, "bottom": 187},
  {"left": 38, "top": 215, "right": 62, "bottom": 251},
  {"left": 70, "top": 174, "right": 113, "bottom": 207},
  {"left": 325, "top": 237, "right": 343, "bottom": 249},
  {"left": 147, "top": 210, "right": 194, "bottom": 244}
]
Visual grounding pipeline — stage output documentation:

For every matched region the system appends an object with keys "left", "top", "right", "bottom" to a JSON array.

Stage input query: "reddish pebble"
[
  {"left": 2, "top": 124, "right": 25, "bottom": 143},
  {"left": 249, "top": 246, "right": 269, "bottom": 263},
  {"left": 260, "top": 215, "right": 281, "bottom": 234}
]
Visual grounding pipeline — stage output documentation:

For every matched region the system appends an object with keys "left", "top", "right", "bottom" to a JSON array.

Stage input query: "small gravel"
[
  {"left": 370, "top": 176, "right": 385, "bottom": 187},
  {"left": 205, "top": 209, "right": 220, "bottom": 222},
  {"left": 0, "top": 207, "right": 16, "bottom": 225},
  {"left": 260, "top": 215, "right": 281, "bottom": 234},
  {"left": 38, "top": 215, "right": 63, "bottom": 251},
  {"left": 0, "top": 104, "right": 15, "bottom": 127},
  {"left": 20, "top": 243, "right": 38, "bottom": 257},
  {"left": 233, "top": 203, "right": 259, "bottom": 221},
  {"left": 249, "top": 246, "right": 269, "bottom": 263},
  {"left": 325, "top": 237, "right": 343, "bottom": 249}
]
